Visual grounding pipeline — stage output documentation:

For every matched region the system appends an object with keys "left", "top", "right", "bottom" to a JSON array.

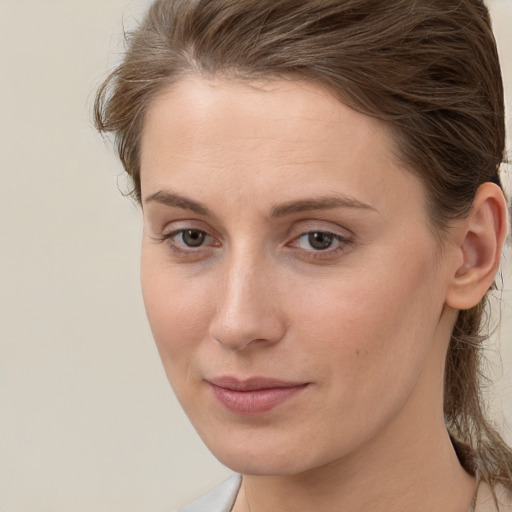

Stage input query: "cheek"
[
  {"left": 278, "top": 256, "right": 445, "bottom": 455},
  {"left": 289, "top": 249, "right": 444, "bottom": 386},
  {"left": 140, "top": 251, "right": 215, "bottom": 370}
]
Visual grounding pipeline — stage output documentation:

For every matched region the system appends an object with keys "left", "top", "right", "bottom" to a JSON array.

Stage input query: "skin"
[{"left": 138, "top": 77, "right": 506, "bottom": 511}]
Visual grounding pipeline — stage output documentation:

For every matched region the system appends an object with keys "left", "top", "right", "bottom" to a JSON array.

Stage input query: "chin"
[
  {"left": 197, "top": 427, "right": 339, "bottom": 477},
  {"left": 214, "top": 448, "right": 306, "bottom": 477}
]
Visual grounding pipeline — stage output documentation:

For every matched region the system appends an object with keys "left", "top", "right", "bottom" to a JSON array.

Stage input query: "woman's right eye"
[
  {"left": 159, "top": 228, "right": 218, "bottom": 255},
  {"left": 175, "top": 229, "right": 207, "bottom": 247}
]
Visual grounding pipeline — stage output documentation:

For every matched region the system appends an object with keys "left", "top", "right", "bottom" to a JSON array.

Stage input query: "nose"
[{"left": 208, "top": 254, "right": 286, "bottom": 351}]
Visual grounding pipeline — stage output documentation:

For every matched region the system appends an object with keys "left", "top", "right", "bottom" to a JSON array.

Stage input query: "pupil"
[
  {"left": 308, "top": 232, "right": 333, "bottom": 250},
  {"left": 182, "top": 230, "right": 205, "bottom": 247}
]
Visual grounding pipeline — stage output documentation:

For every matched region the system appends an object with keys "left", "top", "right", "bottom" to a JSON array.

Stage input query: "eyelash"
[
  {"left": 289, "top": 232, "right": 351, "bottom": 260},
  {"left": 156, "top": 228, "right": 352, "bottom": 260},
  {"left": 157, "top": 229, "right": 218, "bottom": 256}
]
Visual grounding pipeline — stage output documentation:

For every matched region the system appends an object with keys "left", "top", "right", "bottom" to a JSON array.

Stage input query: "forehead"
[
  {"left": 140, "top": 76, "right": 428, "bottom": 221},
  {"left": 142, "top": 76, "right": 388, "bottom": 157}
]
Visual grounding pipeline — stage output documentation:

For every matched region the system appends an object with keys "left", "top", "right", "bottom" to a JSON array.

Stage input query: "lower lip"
[{"left": 209, "top": 383, "right": 309, "bottom": 415}]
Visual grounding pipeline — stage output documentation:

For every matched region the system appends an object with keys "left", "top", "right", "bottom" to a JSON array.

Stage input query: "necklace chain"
[{"left": 243, "top": 478, "right": 252, "bottom": 512}]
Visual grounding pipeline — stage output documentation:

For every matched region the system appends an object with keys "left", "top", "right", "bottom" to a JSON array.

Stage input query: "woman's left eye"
[{"left": 292, "top": 231, "right": 347, "bottom": 253}]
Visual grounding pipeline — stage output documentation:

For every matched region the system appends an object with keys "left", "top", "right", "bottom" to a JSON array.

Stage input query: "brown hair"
[{"left": 94, "top": 0, "right": 512, "bottom": 489}]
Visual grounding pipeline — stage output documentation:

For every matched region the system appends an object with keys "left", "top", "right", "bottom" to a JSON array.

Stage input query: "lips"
[{"left": 207, "top": 376, "right": 309, "bottom": 415}]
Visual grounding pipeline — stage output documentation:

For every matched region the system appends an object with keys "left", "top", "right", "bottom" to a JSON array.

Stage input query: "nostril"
[
  {"left": 208, "top": 262, "right": 286, "bottom": 350},
  {"left": 209, "top": 303, "right": 286, "bottom": 351}
]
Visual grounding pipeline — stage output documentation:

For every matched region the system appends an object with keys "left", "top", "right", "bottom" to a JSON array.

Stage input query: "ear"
[{"left": 446, "top": 182, "right": 509, "bottom": 310}]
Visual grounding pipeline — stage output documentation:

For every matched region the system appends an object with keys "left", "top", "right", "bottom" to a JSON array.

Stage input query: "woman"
[{"left": 94, "top": 0, "right": 512, "bottom": 510}]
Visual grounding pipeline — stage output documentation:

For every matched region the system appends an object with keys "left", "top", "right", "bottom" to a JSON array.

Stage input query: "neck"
[{"left": 236, "top": 418, "right": 475, "bottom": 512}]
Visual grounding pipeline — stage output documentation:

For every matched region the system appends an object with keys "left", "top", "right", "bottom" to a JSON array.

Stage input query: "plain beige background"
[{"left": 0, "top": 1, "right": 511, "bottom": 510}]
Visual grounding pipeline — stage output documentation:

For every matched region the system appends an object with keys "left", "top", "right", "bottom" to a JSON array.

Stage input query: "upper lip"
[{"left": 207, "top": 376, "right": 308, "bottom": 391}]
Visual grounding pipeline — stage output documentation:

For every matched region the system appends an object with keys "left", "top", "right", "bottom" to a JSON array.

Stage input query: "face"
[{"left": 139, "top": 77, "right": 456, "bottom": 476}]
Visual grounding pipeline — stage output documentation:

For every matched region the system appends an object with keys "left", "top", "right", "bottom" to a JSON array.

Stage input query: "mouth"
[{"left": 206, "top": 376, "right": 310, "bottom": 415}]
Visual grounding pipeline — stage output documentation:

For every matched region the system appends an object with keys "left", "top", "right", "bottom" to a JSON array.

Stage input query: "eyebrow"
[
  {"left": 144, "top": 190, "right": 376, "bottom": 217},
  {"left": 270, "top": 195, "right": 377, "bottom": 217},
  {"left": 144, "top": 190, "right": 213, "bottom": 216}
]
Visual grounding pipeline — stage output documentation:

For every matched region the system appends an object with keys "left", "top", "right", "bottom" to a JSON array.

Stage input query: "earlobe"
[{"left": 446, "top": 182, "right": 509, "bottom": 310}]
